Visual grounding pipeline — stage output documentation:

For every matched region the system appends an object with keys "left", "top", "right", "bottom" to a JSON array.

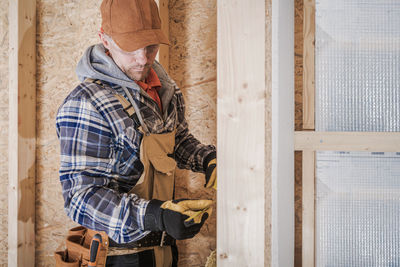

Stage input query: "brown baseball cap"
[{"left": 100, "top": 0, "right": 170, "bottom": 52}]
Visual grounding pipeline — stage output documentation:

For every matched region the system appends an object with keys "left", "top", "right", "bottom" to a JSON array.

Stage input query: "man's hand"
[{"left": 144, "top": 199, "right": 213, "bottom": 240}]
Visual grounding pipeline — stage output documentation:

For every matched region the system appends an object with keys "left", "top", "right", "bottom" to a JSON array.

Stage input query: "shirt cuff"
[{"left": 203, "top": 151, "right": 217, "bottom": 172}]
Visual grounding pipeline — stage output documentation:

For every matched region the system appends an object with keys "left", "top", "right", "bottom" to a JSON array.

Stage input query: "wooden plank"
[
  {"left": 302, "top": 150, "right": 315, "bottom": 267},
  {"left": 217, "top": 0, "right": 266, "bottom": 266},
  {"left": 8, "top": 0, "right": 36, "bottom": 266},
  {"left": 303, "top": 0, "right": 315, "bottom": 130},
  {"left": 295, "top": 131, "right": 400, "bottom": 152},
  {"left": 155, "top": 0, "right": 169, "bottom": 69},
  {"left": 271, "top": 0, "right": 295, "bottom": 265}
]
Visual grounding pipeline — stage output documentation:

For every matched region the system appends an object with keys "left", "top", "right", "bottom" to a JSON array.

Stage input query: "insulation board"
[{"left": 315, "top": 1, "right": 400, "bottom": 266}]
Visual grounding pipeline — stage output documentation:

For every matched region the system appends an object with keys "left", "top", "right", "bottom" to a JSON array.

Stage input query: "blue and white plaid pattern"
[{"left": 56, "top": 79, "right": 215, "bottom": 243}]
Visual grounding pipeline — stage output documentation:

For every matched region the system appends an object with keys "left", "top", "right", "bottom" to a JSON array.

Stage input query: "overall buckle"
[{"left": 160, "top": 231, "right": 166, "bottom": 247}]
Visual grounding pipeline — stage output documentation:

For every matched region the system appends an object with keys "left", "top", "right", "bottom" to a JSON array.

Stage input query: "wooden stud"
[
  {"left": 302, "top": 150, "right": 315, "bottom": 267},
  {"left": 8, "top": 0, "right": 36, "bottom": 266},
  {"left": 155, "top": 0, "right": 169, "bottom": 70},
  {"left": 217, "top": 0, "right": 266, "bottom": 266},
  {"left": 303, "top": 0, "right": 315, "bottom": 130},
  {"left": 295, "top": 131, "right": 400, "bottom": 152}
]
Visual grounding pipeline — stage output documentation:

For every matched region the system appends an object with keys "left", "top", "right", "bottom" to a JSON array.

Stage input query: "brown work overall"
[
  {"left": 110, "top": 86, "right": 176, "bottom": 267},
  {"left": 55, "top": 82, "right": 176, "bottom": 267}
]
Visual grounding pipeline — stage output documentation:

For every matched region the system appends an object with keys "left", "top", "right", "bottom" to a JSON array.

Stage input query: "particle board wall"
[
  {"left": 169, "top": 0, "right": 217, "bottom": 266},
  {"left": 0, "top": 0, "right": 8, "bottom": 265},
  {"left": 295, "top": 0, "right": 304, "bottom": 266},
  {"left": 36, "top": 1, "right": 101, "bottom": 265}
]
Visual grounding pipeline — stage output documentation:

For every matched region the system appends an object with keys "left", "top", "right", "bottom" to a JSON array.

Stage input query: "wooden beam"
[
  {"left": 8, "top": 0, "right": 36, "bottom": 266},
  {"left": 303, "top": 0, "right": 315, "bottom": 130},
  {"left": 302, "top": 150, "right": 315, "bottom": 267},
  {"left": 271, "top": 0, "right": 295, "bottom": 265},
  {"left": 155, "top": 0, "right": 169, "bottom": 70},
  {"left": 217, "top": 0, "right": 266, "bottom": 266},
  {"left": 295, "top": 131, "right": 400, "bottom": 152}
]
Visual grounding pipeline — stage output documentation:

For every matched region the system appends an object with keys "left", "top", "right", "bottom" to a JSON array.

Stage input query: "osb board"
[
  {"left": 295, "top": 0, "right": 304, "bottom": 266},
  {"left": 295, "top": 0, "right": 304, "bottom": 132},
  {"left": 169, "top": 0, "right": 217, "bottom": 266},
  {"left": 36, "top": 1, "right": 101, "bottom": 265},
  {"left": 0, "top": 0, "right": 8, "bottom": 265}
]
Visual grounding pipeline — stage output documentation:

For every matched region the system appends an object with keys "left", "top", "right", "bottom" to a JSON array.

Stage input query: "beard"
[{"left": 124, "top": 65, "right": 151, "bottom": 81}]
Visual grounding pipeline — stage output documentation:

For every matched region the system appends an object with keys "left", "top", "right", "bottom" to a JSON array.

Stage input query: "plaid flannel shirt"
[{"left": 56, "top": 76, "right": 215, "bottom": 243}]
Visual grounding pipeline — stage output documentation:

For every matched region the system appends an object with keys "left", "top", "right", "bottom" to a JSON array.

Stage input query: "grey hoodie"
[{"left": 76, "top": 44, "right": 176, "bottom": 115}]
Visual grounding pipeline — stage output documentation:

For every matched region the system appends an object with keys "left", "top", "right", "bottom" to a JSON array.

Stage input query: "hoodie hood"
[
  {"left": 76, "top": 44, "right": 142, "bottom": 91},
  {"left": 76, "top": 44, "right": 177, "bottom": 116}
]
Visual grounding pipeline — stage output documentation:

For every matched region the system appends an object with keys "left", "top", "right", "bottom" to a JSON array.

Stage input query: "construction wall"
[
  {"left": 0, "top": 0, "right": 8, "bottom": 265},
  {"left": 169, "top": 0, "right": 217, "bottom": 266},
  {"left": 36, "top": 0, "right": 102, "bottom": 265},
  {"left": 35, "top": 0, "right": 216, "bottom": 266},
  {"left": 294, "top": 0, "right": 304, "bottom": 266}
]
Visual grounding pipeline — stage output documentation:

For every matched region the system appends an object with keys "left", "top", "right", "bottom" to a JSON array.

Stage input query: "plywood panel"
[
  {"left": 295, "top": 0, "right": 304, "bottom": 132},
  {"left": 169, "top": 0, "right": 217, "bottom": 266},
  {"left": 294, "top": 1, "right": 304, "bottom": 266},
  {"left": 36, "top": 1, "right": 101, "bottom": 265},
  {"left": 302, "top": 150, "right": 315, "bottom": 267},
  {"left": 217, "top": 0, "right": 266, "bottom": 266},
  {"left": 303, "top": 0, "right": 315, "bottom": 130},
  {"left": 0, "top": 0, "right": 8, "bottom": 265}
]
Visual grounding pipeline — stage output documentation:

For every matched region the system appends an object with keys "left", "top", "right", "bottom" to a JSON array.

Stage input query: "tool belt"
[
  {"left": 54, "top": 226, "right": 109, "bottom": 267},
  {"left": 109, "top": 231, "right": 175, "bottom": 249},
  {"left": 54, "top": 226, "right": 175, "bottom": 266}
]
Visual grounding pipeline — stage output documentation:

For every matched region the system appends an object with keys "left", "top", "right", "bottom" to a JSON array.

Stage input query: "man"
[{"left": 55, "top": 0, "right": 217, "bottom": 266}]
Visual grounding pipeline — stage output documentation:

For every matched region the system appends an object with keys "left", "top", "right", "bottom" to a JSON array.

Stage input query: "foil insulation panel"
[
  {"left": 314, "top": 1, "right": 400, "bottom": 266},
  {"left": 315, "top": 0, "right": 400, "bottom": 132}
]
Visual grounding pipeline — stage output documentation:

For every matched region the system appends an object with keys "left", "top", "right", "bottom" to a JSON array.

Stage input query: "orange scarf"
[{"left": 136, "top": 68, "right": 163, "bottom": 112}]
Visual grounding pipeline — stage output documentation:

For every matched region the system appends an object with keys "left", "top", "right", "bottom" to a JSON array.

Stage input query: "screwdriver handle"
[{"left": 88, "top": 234, "right": 102, "bottom": 267}]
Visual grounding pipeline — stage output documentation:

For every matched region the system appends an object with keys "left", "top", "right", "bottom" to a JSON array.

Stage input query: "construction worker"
[{"left": 55, "top": 0, "right": 217, "bottom": 266}]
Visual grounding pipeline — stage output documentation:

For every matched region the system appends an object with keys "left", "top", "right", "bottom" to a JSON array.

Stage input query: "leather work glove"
[
  {"left": 144, "top": 199, "right": 213, "bottom": 240},
  {"left": 204, "top": 152, "right": 217, "bottom": 189}
]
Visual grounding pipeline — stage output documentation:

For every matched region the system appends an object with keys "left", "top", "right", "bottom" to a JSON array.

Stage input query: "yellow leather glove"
[
  {"left": 205, "top": 158, "right": 217, "bottom": 189},
  {"left": 144, "top": 199, "right": 213, "bottom": 240},
  {"left": 161, "top": 199, "right": 213, "bottom": 226}
]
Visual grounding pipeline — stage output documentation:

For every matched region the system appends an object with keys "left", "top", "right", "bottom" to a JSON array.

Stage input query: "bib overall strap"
[{"left": 121, "top": 86, "right": 151, "bottom": 136}]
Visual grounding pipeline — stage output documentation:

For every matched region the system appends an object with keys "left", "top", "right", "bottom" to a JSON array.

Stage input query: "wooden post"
[
  {"left": 155, "top": 0, "right": 169, "bottom": 69},
  {"left": 302, "top": 150, "right": 315, "bottom": 267},
  {"left": 8, "top": 0, "right": 36, "bottom": 266},
  {"left": 217, "top": 0, "right": 266, "bottom": 266},
  {"left": 271, "top": 0, "right": 295, "bottom": 265},
  {"left": 303, "top": 0, "right": 315, "bottom": 130}
]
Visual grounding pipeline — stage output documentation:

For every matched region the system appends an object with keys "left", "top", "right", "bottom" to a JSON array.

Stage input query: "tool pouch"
[{"left": 54, "top": 226, "right": 109, "bottom": 267}]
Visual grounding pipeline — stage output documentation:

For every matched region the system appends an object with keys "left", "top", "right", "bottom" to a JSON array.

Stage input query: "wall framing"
[
  {"left": 5, "top": 0, "right": 299, "bottom": 265},
  {"left": 8, "top": 0, "right": 36, "bottom": 266},
  {"left": 271, "top": 0, "right": 295, "bottom": 266},
  {"left": 217, "top": 0, "right": 266, "bottom": 265},
  {"left": 217, "top": 0, "right": 295, "bottom": 265},
  {"left": 296, "top": 1, "right": 400, "bottom": 266}
]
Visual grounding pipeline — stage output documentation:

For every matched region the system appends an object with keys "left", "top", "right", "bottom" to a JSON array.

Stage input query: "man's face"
[{"left": 100, "top": 33, "right": 159, "bottom": 81}]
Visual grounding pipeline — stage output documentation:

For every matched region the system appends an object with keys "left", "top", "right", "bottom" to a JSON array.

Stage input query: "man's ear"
[{"left": 98, "top": 31, "right": 111, "bottom": 50}]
